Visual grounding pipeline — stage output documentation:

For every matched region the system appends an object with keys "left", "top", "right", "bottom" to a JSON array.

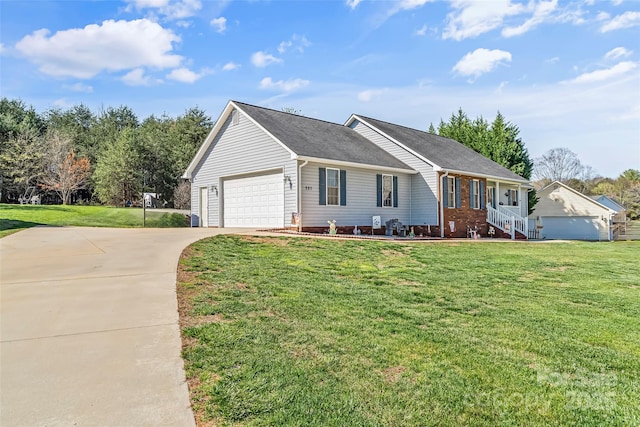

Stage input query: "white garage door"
[
  {"left": 223, "top": 173, "right": 284, "bottom": 228},
  {"left": 541, "top": 216, "right": 600, "bottom": 240}
]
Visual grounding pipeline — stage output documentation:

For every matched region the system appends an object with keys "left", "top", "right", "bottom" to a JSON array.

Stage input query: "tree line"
[
  {"left": 430, "top": 109, "right": 639, "bottom": 219},
  {"left": 2, "top": 98, "right": 637, "bottom": 219},
  {"left": 0, "top": 98, "right": 212, "bottom": 207}
]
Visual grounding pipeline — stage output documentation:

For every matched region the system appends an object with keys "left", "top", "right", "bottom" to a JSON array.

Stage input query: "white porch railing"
[{"left": 487, "top": 206, "right": 528, "bottom": 239}]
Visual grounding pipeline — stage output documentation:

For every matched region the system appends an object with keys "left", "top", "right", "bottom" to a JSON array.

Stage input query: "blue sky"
[{"left": 1, "top": 0, "right": 639, "bottom": 178}]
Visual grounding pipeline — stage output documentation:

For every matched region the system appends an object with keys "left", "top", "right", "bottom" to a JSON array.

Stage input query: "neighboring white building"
[{"left": 529, "top": 181, "right": 617, "bottom": 241}]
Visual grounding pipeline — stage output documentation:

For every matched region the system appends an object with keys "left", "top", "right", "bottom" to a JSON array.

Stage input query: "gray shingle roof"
[
  {"left": 233, "top": 102, "right": 412, "bottom": 171},
  {"left": 356, "top": 115, "right": 528, "bottom": 182}
]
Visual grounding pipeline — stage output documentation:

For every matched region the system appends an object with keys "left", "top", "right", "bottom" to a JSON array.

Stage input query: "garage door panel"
[
  {"left": 223, "top": 173, "right": 284, "bottom": 228},
  {"left": 541, "top": 216, "right": 599, "bottom": 240}
]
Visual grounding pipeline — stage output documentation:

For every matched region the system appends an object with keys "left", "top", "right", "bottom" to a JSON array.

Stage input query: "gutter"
[
  {"left": 440, "top": 171, "right": 448, "bottom": 238},
  {"left": 297, "top": 159, "right": 309, "bottom": 232}
]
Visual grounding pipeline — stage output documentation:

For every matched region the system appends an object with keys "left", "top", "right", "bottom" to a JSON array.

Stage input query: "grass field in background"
[
  {"left": 178, "top": 236, "right": 639, "bottom": 426},
  {"left": 0, "top": 203, "right": 188, "bottom": 237}
]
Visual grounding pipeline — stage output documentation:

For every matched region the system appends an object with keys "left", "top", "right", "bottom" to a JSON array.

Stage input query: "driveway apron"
[{"left": 0, "top": 226, "right": 251, "bottom": 426}]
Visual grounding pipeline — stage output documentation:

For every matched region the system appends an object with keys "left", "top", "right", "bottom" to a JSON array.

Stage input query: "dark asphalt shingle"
[
  {"left": 356, "top": 115, "right": 528, "bottom": 182},
  {"left": 234, "top": 102, "right": 412, "bottom": 171}
]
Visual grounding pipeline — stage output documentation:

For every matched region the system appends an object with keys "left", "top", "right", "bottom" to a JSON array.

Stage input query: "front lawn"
[
  {"left": 178, "top": 236, "right": 639, "bottom": 426},
  {"left": 0, "top": 203, "right": 188, "bottom": 237}
]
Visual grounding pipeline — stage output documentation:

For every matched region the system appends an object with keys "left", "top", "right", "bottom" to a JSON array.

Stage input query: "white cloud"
[
  {"left": 277, "top": 34, "right": 311, "bottom": 54},
  {"left": 64, "top": 83, "right": 93, "bottom": 93},
  {"left": 414, "top": 24, "right": 428, "bottom": 36},
  {"left": 251, "top": 51, "right": 282, "bottom": 68},
  {"left": 452, "top": 48, "right": 512, "bottom": 79},
  {"left": 596, "top": 11, "right": 610, "bottom": 21},
  {"left": 398, "top": 0, "right": 431, "bottom": 9},
  {"left": 210, "top": 17, "right": 227, "bottom": 33},
  {"left": 0, "top": 43, "right": 5, "bottom": 54},
  {"left": 53, "top": 98, "right": 73, "bottom": 108},
  {"left": 15, "top": 19, "right": 182, "bottom": 79},
  {"left": 443, "top": 0, "right": 526, "bottom": 40},
  {"left": 387, "top": 0, "right": 432, "bottom": 17},
  {"left": 600, "top": 11, "right": 640, "bottom": 32},
  {"left": 222, "top": 61, "right": 240, "bottom": 71},
  {"left": 545, "top": 56, "right": 560, "bottom": 64},
  {"left": 357, "top": 88, "right": 387, "bottom": 102},
  {"left": 605, "top": 47, "right": 632, "bottom": 60},
  {"left": 122, "top": 68, "right": 152, "bottom": 86},
  {"left": 125, "top": 0, "right": 202, "bottom": 20},
  {"left": 259, "top": 77, "right": 309, "bottom": 92},
  {"left": 166, "top": 67, "right": 211, "bottom": 83},
  {"left": 346, "top": 0, "right": 361, "bottom": 9},
  {"left": 568, "top": 61, "right": 637, "bottom": 84},
  {"left": 502, "top": 0, "right": 558, "bottom": 37}
]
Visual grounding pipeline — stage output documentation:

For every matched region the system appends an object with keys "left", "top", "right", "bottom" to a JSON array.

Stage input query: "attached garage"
[
  {"left": 540, "top": 216, "right": 600, "bottom": 240},
  {"left": 222, "top": 172, "right": 284, "bottom": 228}
]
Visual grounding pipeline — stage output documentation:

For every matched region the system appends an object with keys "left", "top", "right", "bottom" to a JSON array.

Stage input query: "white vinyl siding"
[
  {"left": 349, "top": 120, "right": 437, "bottom": 225},
  {"left": 190, "top": 109, "right": 296, "bottom": 227},
  {"left": 301, "top": 162, "right": 410, "bottom": 226}
]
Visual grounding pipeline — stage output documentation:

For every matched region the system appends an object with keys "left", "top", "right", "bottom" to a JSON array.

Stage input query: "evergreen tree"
[
  {"left": 93, "top": 128, "right": 141, "bottom": 206},
  {"left": 436, "top": 109, "right": 536, "bottom": 213}
]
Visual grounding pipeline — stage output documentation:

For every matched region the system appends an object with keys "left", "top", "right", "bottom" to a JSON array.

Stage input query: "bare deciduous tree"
[
  {"left": 533, "top": 147, "right": 584, "bottom": 183},
  {"left": 40, "top": 131, "right": 91, "bottom": 204},
  {"left": 173, "top": 179, "right": 191, "bottom": 210}
]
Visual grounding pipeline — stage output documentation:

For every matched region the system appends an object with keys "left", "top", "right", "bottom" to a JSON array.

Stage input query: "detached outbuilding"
[{"left": 529, "top": 181, "right": 618, "bottom": 241}]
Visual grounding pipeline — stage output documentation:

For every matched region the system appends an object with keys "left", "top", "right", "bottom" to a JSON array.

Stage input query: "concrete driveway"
[{"left": 0, "top": 226, "right": 256, "bottom": 426}]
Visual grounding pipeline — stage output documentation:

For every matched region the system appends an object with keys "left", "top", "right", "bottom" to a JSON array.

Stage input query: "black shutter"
[
  {"left": 455, "top": 177, "right": 461, "bottom": 208},
  {"left": 469, "top": 179, "right": 474, "bottom": 208},
  {"left": 340, "top": 170, "right": 347, "bottom": 206},
  {"left": 319, "top": 168, "right": 326, "bottom": 205},
  {"left": 376, "top": 174, "right": 382, "bottom": 207},
  {"left": 393, "top": 176, "right": 398, "bottom": 208},
  {"left": 480, "top": 181, "right": 485, "bottom": 209}
]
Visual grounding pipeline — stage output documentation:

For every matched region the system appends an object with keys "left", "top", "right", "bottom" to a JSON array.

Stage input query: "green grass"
[
  {"left": 178, "top": 236, "right": 640, "bottom": 426},
  {"left": 0, "top": 203, "right": 188, "bottom": 236}
]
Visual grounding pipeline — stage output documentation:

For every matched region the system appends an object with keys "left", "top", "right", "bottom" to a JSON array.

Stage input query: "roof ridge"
[
  {"left": 355, "top": 114, "right": 456, "bottom": 142},
  {"left": 232, "top": 100, "right": 347, "bottom": 129}
]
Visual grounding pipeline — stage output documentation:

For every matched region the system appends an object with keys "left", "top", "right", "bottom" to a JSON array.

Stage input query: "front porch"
[{"left": 486, "top": 180, "right": 530, "bottom": 239}]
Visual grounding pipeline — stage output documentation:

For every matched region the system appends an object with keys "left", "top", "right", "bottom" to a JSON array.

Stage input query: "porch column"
[
  {"left": 518, "top": 184, "right": 522, "bottom": 216},
  {"left": 496, "top": 181, "right": 500, "bottom": 207}
]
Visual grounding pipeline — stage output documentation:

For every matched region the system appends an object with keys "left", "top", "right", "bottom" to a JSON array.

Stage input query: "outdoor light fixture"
[
  {"left": 284, "top": 175, "right": 292, "bottom": 184},
  {"left": 210, "top": 184, "right": 218, "bottom": 196}
]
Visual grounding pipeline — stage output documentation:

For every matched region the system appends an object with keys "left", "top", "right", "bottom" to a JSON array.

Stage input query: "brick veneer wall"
[{"left": 441, "top": 173, "right": 488, "bottom": 238}]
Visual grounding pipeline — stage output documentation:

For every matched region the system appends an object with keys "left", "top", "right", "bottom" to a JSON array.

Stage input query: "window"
[
  {"left": 326, "top": 168, "right": 339, "bottom": 205},
  {"left": 472, "top": 180, "right": 480, "bottom": 209},
  {"left": 447, "top": 177, "right": 455, "bottom": 208},
  {"left": 319, "top": 168, "right": 346, "bottom": 206},
  {"left": 507, "top": 189, "right": 518, "bottom": 206},
  {"left": 377, "top": 174, "right": 398, "bottom": 208},
  {"left": 382, "top": 174, "right": 393, "bottom": 207}
]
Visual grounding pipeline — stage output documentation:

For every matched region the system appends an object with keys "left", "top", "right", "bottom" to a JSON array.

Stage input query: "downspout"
[
  {"left": 297, "top": 159, "right": 309, "bottom": 232},
  {"left": 440, "top": 171, "right": 448, "bottom": 238}
]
